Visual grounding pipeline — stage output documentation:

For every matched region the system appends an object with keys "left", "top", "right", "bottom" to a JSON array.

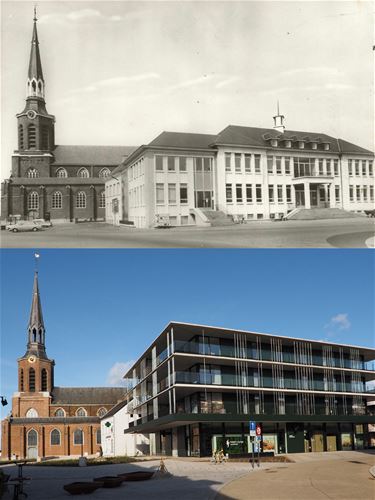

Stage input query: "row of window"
[
  {"left": 129, "top": 185, "right": 144, "bottom": 208},
  {"left": 19, "top": 125, "right": 49, "bottom": 150},
  {"left": 266, "top": 137, "right": 331, "bottom": 151},
  {"left": 156, "top": 183, "right": 188, "bottom": 205},
  {"left": 225, "top": 183, "right": 293, "bottom": 204},
  {"left": 26, "top": 428, "right": 101, "bottom": 447},
  {"left": 128, "top": 158, "right": 144, "bottom": 180},
  {"left": 155, "top": 156, "right": 213, "bottom": 173},
  {"left": 349, "top": 185, "right": 374, "bottom": 202},
  {"left": 27, "top": 191, "right": 105, "bottom": 210},
  {"left": 225, "top": 153, "right": 261, "bottom": 173},
  {"left": 348, "top": 159, "right": 374, "bottom": 177},
  {"left": 26, "top": 167, "right": 111, "bottom": 179},
  {"left": 25, "top": 407, "right": 107, "bottom": 418}
]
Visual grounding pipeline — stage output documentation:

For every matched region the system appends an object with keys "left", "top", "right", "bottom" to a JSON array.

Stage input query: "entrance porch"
[{"left": 294, "top": 182, "right": 335, "bottom": 209}]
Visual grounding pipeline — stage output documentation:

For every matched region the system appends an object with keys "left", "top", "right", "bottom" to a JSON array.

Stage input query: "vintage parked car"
[
  {"left": 33, "top": 218, "right": 53, "bottom": 227},
  {"left": 6, "top": 220, "right": 42, "bottom": 232}
]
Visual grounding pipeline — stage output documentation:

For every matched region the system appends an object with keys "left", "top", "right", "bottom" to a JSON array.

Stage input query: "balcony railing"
[
  {"left": 173, "top": 340, "right": 371, "bottom": 371},
  {"left": 173, "top": 371, "right": 368, "bottom": 393}
]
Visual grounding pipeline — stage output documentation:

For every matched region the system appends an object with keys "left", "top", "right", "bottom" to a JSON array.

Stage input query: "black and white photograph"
[{"left": 1, "top": 0, "right": 374, "bottom": 248}]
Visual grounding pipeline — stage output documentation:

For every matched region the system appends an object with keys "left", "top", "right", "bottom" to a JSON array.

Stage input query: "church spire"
[
  {"left": 27, "top": 6, "right": 45, "bottom": 98},
  {"left": 27, "top": 271, "right": 46, "bottom": 352},
  {"left": 273, "top": 100, "right": 285, "bottom": 134}
]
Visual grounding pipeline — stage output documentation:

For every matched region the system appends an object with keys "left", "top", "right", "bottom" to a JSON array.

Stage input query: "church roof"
[
  {"left": 52, "top": 146, "right": 137, "bottom": 166},
  {"left": 28, "top": 15, "right": 44, "bottom": 81},
  {"left": 51, "top": 387, "right": 125, "bottom": 405}
]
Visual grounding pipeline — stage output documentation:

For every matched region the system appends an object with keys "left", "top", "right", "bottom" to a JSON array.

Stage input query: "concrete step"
[{"left": 286, "top": 208, "right": 365, "bottom": 220}]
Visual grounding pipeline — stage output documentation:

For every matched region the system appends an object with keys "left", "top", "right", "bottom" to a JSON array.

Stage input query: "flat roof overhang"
[
  {"left": 124, "top": 412, "right": 374, "bottom": 434},
  {"left": 124, "top": 321, "right": 375, "bottom": 378}
]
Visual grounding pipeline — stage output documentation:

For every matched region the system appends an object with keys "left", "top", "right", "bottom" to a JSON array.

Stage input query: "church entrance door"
[{"left": 27, "top": 429, "right": 38, "bottom": 459}]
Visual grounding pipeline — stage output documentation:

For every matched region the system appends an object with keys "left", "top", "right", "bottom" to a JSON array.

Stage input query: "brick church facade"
[
  {"left": 0, "top": 12, "right": 135, "bottom": 223},
  {"left": 1, "top": 272, "right": 125, "bottom": 459}
]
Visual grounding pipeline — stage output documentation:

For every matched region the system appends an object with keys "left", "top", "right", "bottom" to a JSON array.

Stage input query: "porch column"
[
  {"left": 329, "top": 183, "right": 335, "bottom": 208},
  {"left": 304, "top": 181, "right": 311, "bottom": 209}
]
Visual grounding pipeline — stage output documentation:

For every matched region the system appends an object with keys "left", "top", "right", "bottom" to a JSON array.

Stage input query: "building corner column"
[{"left": 304, "top": 181, "right": 311, "bottom": 209}]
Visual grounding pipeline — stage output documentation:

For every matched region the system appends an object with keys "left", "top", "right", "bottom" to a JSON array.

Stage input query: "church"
[
  {"left": 0, "top": 271, "right": 125, "bottom": 460},
  {"left": 0, "top": 12, "right": 135, "bottom": 223}
]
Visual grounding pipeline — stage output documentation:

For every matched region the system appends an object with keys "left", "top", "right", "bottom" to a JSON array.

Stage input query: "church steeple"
[
  {"left": 16, "top": 8, "right": 55, "bottom": 153},
  {"left": 27, "top": 6, "right": 45, "bottom": 99},
  {"left": 25, "top": 270, "right": 47, "bottom": 358}
]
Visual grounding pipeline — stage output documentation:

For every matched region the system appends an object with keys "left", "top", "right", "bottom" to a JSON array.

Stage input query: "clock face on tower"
[
  {"left": 27, "top": 110, "right": 37, "bottom": 120},
  {"left": 28, "top": 356, "right": 36, "bottom": 363}
]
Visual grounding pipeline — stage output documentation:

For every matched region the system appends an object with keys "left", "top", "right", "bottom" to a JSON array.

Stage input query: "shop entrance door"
[
  {"left": 295, "top": 190, "right": 305, "bottom": 207},
  {"left": 326, "top": 435, "right": 337, "bottom": 452},
  {"left": 311, "top": 433, "right": 324, "bottom": 452}
]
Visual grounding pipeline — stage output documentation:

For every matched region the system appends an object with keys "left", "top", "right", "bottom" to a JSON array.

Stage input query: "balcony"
[
  {"left": 173, "top": 371, "right": 368, "bottom": 394},
  {"left": 173, "top": 340, "right": 371, "bottom": 371}
]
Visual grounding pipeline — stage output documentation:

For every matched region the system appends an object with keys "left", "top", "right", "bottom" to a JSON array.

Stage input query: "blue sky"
[
  {"left": 1, "top": 249, "right": 374, "bottom": 419},
  {"left": 2, "top": 0, "right": 373, "bottom": 180}
]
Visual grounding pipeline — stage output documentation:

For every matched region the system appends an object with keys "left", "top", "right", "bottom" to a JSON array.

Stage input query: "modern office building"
[
  {"left": 123, "top": 322, "right": 375, "bottom": 456},
  {"left": 0, "top": 12, "right": 135, "bottom": 223},
  {"left": 0, "top": 272, "right": 125, "bottom": 460},
  {"left": 105, "top": 117, "right": 374, "bottom": 228}
]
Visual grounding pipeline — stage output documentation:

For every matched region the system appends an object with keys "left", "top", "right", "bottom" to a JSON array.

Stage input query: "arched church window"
[
  {"left": 56, "top": 168, "right": 68, "bottom": 178},
  {"left": 38, "top": 81, "right": 42, "bottom": 91},
  {"left": 19, "top": 125, "right": 24, "bottom": 149},
  {"left": 55, "top": 408, "right": 65, "bottom": 417},
  {"left": 31, "top": 80, "right": 37, "bottom": 92},
  {"left": 97, "top": 407, "right": 107, "bottom": 418},
  {"left": 27, "top": 429, "right": 38, "bottom": 446},
  {"left": 41, "top": 127, "right": 49, "bottom": 150},
  {"left": 29, "top": 368, "right": 36, "bottom": 392},
  {"left": 78, "top": 168, "right": 89, "bottom": 178},
  {"left": 99, "top": 191, "right": 105, "bottom": 208},
  {"left": 76, "top": 191, "right": 86, "bottom": 209},
  {"left": 73, "top": 429, "right": 84, "bottom": 445},
  {"left": 27, "top": 168, "right": 39, "bottom": 178},
  {"left": 20, "top": 369, "right": 24, "bottom": 391},
  {"left": 28, "top": 192, "right": 39, "bottom": 211},
  {"left": 50, "top": 429, "right": 61, "bottom": 446},
  {"left": 28, "top": 124, "right": 36, "bottom": 149},
  {"left": 26, "top": 408, "right": 38, "bottom": 418},
  {"left": 76, "top": 407, "right": 87, "bottom": 417},
  {"left": 99, "top": 168, "right": 110, "bottom": 178},
  {"left": 41, "top": 368, "right": 48, "bottom": 391},
  {"left": 52, "top": 191, "right": 63, "bottom": 209}
]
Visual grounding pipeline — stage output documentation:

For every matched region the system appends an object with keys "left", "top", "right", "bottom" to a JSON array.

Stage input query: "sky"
[
  {"left": 1, "top": 248, "right": 374, "bottom": 419},
  {"left": 1, "top": 0, "right": 374, "bottom": 181}
]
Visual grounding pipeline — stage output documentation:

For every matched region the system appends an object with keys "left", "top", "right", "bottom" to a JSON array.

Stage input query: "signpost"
[
  {"left": 256, "top": 424, "right": 262, "bottom": 467},
  {"left": 249, "top": 421, "right": 256, "bottom": 468}
]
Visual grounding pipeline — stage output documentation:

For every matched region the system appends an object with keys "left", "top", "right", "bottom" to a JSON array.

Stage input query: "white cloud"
[
  {"left": 67, "top": 9, "right": 101, "bottom": 21},
  {"left": 168, "top": 75, "right": 214, "bottom": 91},
  {"left": 216, "top": 76, "right": 241, "bottom": 89},
  {"left": 325, "top": 313, "right": 351, "bottom": 331},
  {"left": 107, "top": 360, "right": 135, "bottom": 386}
]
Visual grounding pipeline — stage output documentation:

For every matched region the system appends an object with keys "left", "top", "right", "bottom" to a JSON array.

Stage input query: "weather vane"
[
  {"left": 34, "top": 252, "right": 40, "bottom": 272},
  {"left": 34, "top": 5, "right": 37, "bottom": 22}
]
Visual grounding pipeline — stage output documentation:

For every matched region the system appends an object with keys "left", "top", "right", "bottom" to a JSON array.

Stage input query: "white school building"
[{"left": 105, "top": 113, "right": 374, "bottom": 228}]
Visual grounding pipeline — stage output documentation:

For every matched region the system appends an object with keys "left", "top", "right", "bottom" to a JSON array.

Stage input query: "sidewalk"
[{"left": 216, "top": 451, "right": 375, "bottom": 500}]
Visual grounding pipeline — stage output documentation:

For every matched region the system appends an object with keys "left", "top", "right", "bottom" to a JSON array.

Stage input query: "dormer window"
[
  {"left": 270, "top": 139, "right": 278, "bottom": 147},
  {"left": 298, "top": 141, "right": 305, "bottom": 149},
  {"left": 324, "top": 143, "right": 330, "bottom": 151},
  {"left": 311, "top": 142, "right": 317, "bottom": 150},
  {"left": 285, "top": 140, "right": 291, "bottom": 148}
]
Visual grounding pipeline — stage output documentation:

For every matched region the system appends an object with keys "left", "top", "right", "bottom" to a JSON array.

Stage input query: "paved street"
[
  {"left": 217, "top": 451, "right": 375, "bottom": 500},
  {"left": 1, "top": 218, "right": 374, "bottom": 248},
  {"left": 1, "top": 451, "right": 374, "bottom": 500},
  {"left": 0, "top": 458, "right": 252, "bottom": 500}
]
